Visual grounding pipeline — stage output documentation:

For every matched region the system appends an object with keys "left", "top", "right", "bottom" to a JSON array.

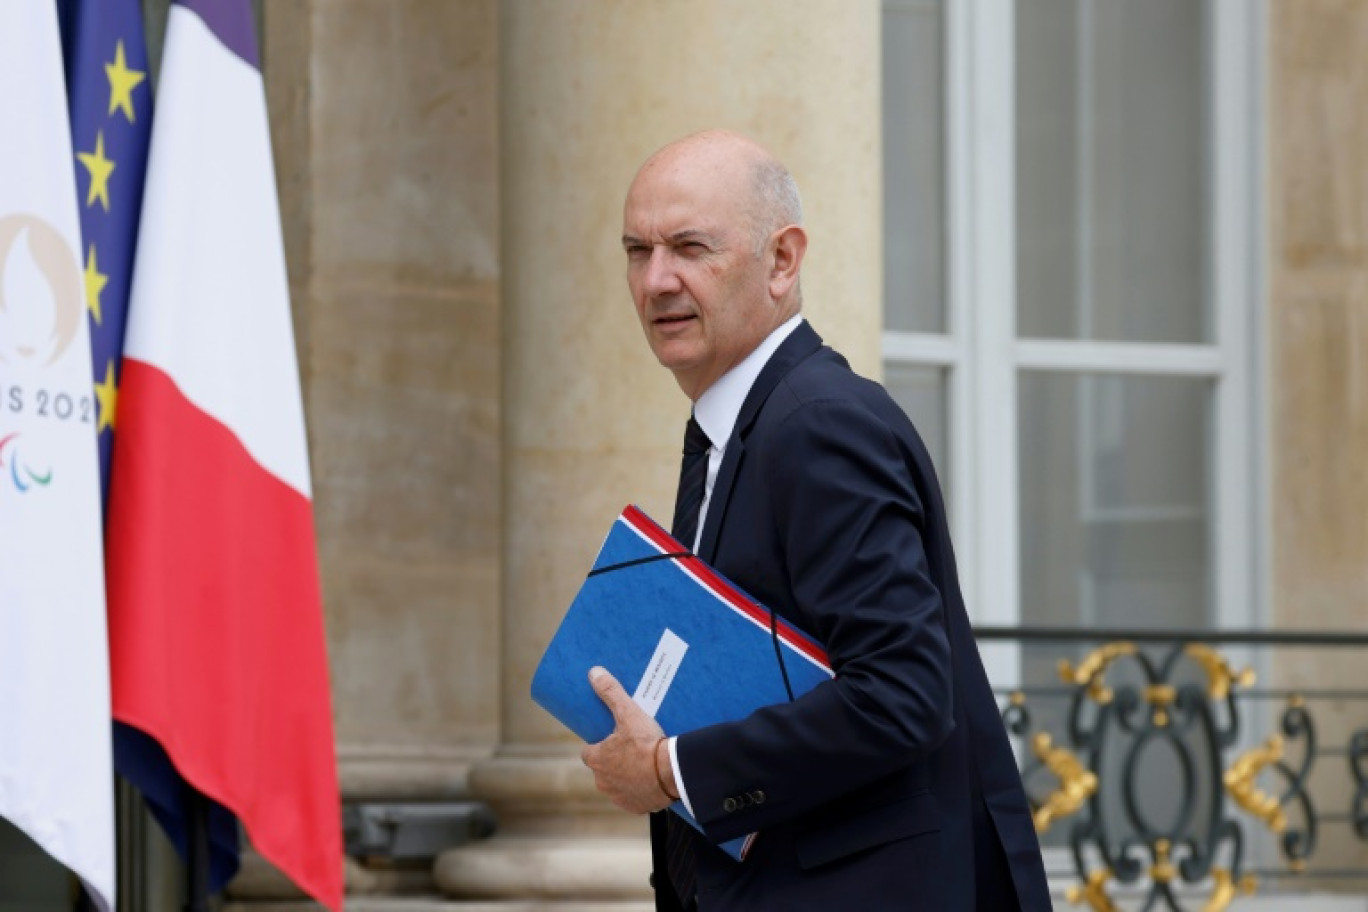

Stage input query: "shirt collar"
[{"left": 693, "top": 314, "right": 803, "bottom": 451}]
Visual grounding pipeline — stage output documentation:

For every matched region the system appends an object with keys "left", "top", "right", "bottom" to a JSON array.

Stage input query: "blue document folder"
[{"left": 531, "top": 505, "right": 834, "bottom": 861}]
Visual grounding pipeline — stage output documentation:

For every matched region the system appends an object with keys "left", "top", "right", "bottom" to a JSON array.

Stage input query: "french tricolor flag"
[{"left": 106, "top": 1, "right": 343, "bottom": 909}]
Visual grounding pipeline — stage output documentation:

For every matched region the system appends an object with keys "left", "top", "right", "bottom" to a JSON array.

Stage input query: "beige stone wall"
[
  {"left": 265, "top": 0, "right": 503, "bottom": 797},
  {"left": 1269, "top": 0, "right": 1368, "bottom": 876}
]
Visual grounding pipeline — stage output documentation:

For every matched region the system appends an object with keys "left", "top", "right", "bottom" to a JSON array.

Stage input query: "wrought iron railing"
[{"left": 974, "top": 627, "right": 1368, "bottom": 912}]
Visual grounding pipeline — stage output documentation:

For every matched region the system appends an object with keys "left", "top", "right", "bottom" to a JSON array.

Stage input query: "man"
[{"left": 582, "top": 130, "right": 1051, "bottom": 911}]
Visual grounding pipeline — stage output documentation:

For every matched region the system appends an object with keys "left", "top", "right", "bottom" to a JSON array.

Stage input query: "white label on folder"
[{"left": 632, "top": 628, "right": 688, "bottom": 718}]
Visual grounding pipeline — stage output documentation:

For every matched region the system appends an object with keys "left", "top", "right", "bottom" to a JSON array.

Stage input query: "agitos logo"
[{"left": 0, "top": 432, "right": 52, "bottom": 493}]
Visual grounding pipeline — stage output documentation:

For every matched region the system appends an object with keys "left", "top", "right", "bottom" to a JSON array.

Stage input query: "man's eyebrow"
[{"left": 621, "top": 229, "right": 715, "bottom": 249}]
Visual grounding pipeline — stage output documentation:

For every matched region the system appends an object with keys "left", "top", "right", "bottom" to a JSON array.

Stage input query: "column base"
[
  {"left": 434, "top": 835, "right": 651, "bottom": 900},
  {"left": 434, "top": 753, "right": 653, "bottom": 901}
]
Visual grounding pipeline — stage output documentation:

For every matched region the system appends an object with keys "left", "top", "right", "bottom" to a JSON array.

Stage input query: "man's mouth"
[{"left": 654, "top": 313, "right": 696, "bottom": 325}]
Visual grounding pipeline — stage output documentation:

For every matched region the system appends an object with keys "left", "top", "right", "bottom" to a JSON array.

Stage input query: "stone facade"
[
  {"left": 267, "top": 0, "right": 504, "bottom": 803},
  {"left": 1269, "top": 0, "right": 1368, "bottom": 878},
  {"left": 221, "top": 0, "right": 1368, "bottom": 906}
]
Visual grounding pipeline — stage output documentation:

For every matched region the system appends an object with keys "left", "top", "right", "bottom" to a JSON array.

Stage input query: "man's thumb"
[{"left": 589, "top": 666, "right": 627, "bottom": 715}]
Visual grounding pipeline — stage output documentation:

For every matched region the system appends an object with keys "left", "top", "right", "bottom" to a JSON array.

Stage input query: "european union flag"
[
  {"left": 61, "top": 0, "right": 151, "bottom": 502},
  {"left": 61, "top": 0, "right": 241, "bottom": 892}
]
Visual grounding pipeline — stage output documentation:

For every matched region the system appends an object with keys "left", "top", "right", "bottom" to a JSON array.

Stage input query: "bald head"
[
  {"left": 622, "top": 130, "right": 809, "bottom": 400},
  {"left": 633, "top": 130, "right": 803, "bottom": 257}
]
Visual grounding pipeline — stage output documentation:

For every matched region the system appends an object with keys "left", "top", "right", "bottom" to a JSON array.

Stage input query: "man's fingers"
[{"left": 589, "top": 666, "right": 633, "bottom": 721}]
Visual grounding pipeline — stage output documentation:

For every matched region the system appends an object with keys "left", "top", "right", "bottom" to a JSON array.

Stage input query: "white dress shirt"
[{"left": 667, "top": 314, "right": 803, "bottom": 814}]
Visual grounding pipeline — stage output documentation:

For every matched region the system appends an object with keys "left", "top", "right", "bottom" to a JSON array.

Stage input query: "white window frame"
[{"left": 882, "top": 0, "right": 1268, "bottom": 688}]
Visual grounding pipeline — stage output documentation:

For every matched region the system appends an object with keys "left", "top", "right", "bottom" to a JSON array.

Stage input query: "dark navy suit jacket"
[{"left": 648, "top": 322, "right": 1052, "bottom": 911}]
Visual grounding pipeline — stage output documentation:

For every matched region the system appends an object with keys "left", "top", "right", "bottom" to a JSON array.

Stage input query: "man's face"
[{"left": 622, "top": 148, "right": 777, "bottom": 400}]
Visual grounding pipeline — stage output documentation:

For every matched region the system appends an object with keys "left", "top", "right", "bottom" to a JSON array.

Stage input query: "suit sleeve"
[{"left": 675, "top": 397, "right": 954, "bottom": 842}]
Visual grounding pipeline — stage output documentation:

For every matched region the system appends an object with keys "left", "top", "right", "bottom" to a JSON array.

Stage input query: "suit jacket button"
[
  {"left": 753, "top": 790, "right": 766, "bottom": 805},
  {"left": 723, "top": 797, "right": 738, "bottom": 813}
]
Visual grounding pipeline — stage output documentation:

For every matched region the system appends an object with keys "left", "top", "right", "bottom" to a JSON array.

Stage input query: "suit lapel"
[{"left": 697, "top": 322, "right": 824, "bottom": 563}]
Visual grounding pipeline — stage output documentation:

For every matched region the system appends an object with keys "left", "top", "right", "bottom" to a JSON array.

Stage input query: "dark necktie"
[
  {"left": 671, "top": 416, "right": 711, "bottom": 553},
  {"left": 664, "top": 415, "right": 710, "bottom": 907}
]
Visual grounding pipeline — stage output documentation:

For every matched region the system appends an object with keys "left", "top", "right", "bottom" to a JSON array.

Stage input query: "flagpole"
[{"left": 184, "top": 786, "right": 210, "bottom": 912}]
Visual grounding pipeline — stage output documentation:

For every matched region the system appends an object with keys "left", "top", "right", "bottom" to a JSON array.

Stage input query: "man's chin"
[
  {"left": 651, "top": 349, "right": 705, "bottom": 389},
  {"left": 650, "top": 338, "right": 700, "bottom": 370}
]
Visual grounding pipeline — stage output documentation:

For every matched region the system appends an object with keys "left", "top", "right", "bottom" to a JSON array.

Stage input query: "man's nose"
[{"left": 642, "top": 247, "right": 682, "bottom": 295}]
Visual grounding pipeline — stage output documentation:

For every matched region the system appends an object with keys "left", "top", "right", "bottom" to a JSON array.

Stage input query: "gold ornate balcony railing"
[{"left": 976, "top": 626, "right": 1368, "bottom": 912}]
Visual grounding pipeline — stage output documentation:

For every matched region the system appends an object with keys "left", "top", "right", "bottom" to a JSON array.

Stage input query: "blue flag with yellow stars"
[
  {"left": 61, "top": 0, "right": 242, "bottom": 893},
  {"left": 62, "top": 0, "right": 151, "bottom": 504}
]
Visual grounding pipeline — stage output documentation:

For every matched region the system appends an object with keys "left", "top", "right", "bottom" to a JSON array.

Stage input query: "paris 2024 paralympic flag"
[
  {"left": 105, "top": 1, "right": 343, "bottom": 908},
  {"left": 0, "top": 4, "right": 116, "bottom": 910}
]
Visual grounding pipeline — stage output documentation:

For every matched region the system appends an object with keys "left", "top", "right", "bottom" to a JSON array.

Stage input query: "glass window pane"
[
  {"left": 1018, "top": 371, "right": 1211, "bottom": 631},
  {"left": 1016, "top": 0, "right": 1211, "bottom": 344},
  {"left": 882, "top": 0, "right": 945, "bottom": 334},
  {"left": 884, "top": 362, "right": 950, "bottom": 509}
]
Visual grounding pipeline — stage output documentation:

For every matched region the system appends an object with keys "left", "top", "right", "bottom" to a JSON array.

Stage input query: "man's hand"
[{"left": 581, "top": 666, "right": 674, "bottom": 814}]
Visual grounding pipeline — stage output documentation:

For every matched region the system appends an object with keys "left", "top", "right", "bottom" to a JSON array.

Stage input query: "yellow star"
[
  {"left": 94, "top": 360, "right": 118, "bottom": 435},
  {"left": 84, "top": 245, "right": 109, "bottom": 324},
  {"left": 76, "top": 131, "right": 116, "bottom": 212},
  {"left": 106, "top": 41, "right": 146, "bottom": 123}
]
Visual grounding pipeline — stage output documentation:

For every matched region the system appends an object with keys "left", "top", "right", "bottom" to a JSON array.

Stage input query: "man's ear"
[{"left": 769, "top": 224, "right": 807, "bottom": 299}]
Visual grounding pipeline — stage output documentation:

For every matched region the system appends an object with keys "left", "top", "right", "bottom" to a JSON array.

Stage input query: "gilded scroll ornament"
[
  {"left": 1030, "top": 732, "right": 1098, "bottom": 833},
  {"left": 1183, "top": 643, "right": 1255, "bottom": 700},
  {"left": 1201, "top": 867, "right": 1257, "bottom": 912},
  {"left": 1058, "top": 642, "right": 1137, "bottom": 705},
  {"left": 1066, "top": 869, "right": 1120, "bottom": 912},
  {"left": 1224, "top": 734, "right": 1287, "bottom": 833}
]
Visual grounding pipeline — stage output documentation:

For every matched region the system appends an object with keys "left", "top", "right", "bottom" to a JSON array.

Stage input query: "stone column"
[
  {"left": 267, "top": 0, "right": 504, "bottom": 802},
  {"left": 436, "top": 1, "right": 882, "bottom": 902},
  {"left": 1268, "top": 0, "right": 1368, "bottom": 876}
]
